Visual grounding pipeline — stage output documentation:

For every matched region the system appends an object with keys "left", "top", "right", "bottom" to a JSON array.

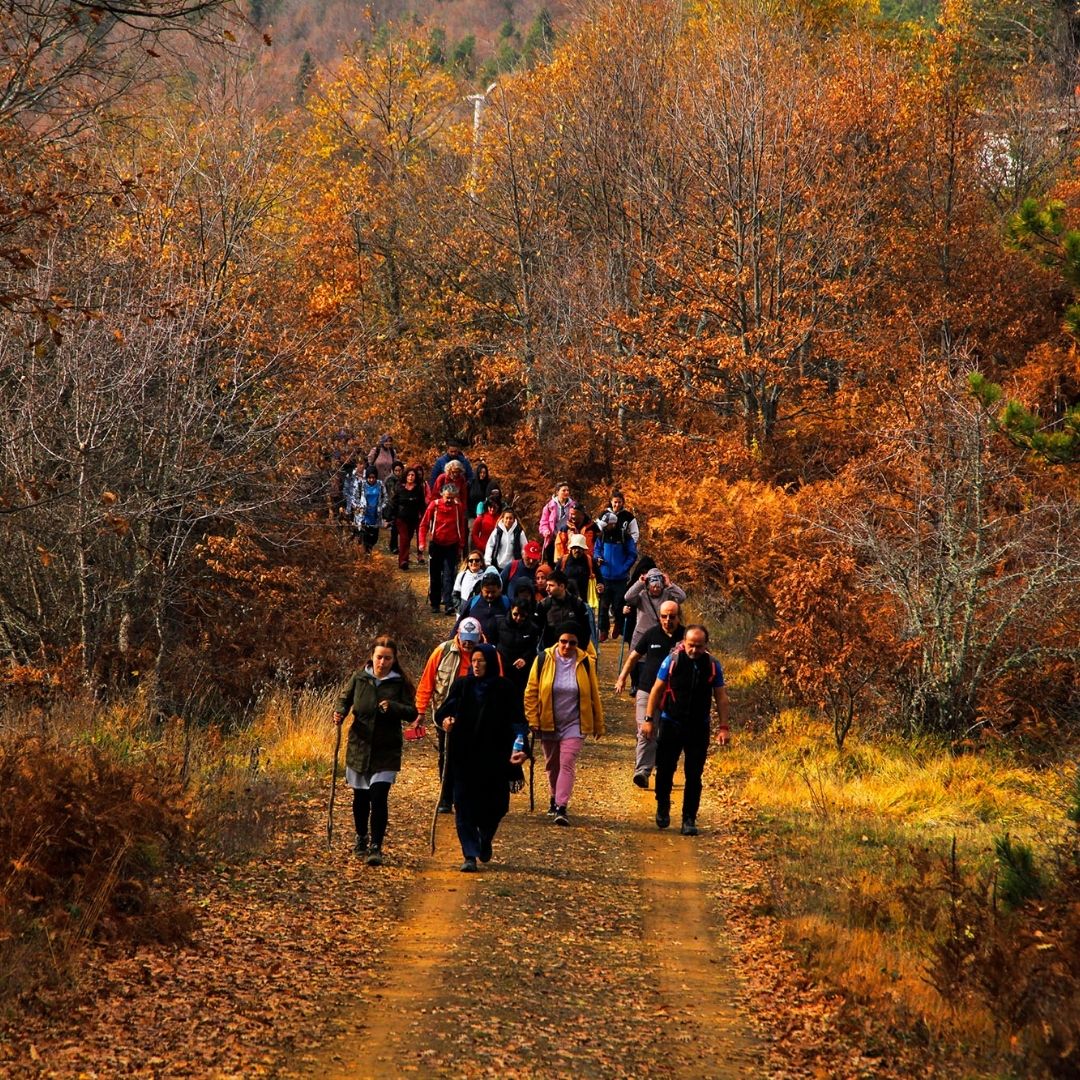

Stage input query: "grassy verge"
[{"left": 712, "top": 635, "right": 1079, "bottom": 1078}]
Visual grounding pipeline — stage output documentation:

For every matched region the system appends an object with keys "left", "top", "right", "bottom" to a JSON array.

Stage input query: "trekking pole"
[
  {"left": 527, "top": 730, "right": 535, "bottom": 813},
  {"left": 617, "top": 635, "right": 626, "bottom": 679},
  {"left": 327, "top": 721, "right": 343, "bottom": 850},
  {"left": 430, "top": 726, "right": 450, "bottom": 855}
]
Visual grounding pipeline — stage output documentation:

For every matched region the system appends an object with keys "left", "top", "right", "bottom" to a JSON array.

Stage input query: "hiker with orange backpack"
[{"left": 642, "top": 624, "right": 729, "bottom": 837}]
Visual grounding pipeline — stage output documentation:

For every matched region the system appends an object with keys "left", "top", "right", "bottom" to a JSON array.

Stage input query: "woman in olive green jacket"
[{"left": 333, "top": 636, "right": 417, "bottom": 865}]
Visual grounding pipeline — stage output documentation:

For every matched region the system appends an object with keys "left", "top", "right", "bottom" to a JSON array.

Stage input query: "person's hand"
[
  {"left": 640, "top": 720, "right": 654, "bottom": 741},
  {"left": 639, "top": 574, "right": 647, "bottom": 583},
  {"left": 510, "top": 750, "right": 527, "bottom": 765},
  {"left": 622, "top": 605, "right": 631, "bottom": 615},
  {"left": 614, "top": 674, "right": 626, "bottom": 693},
  {"left": 378, "top": 700, "right": 390, "bottom": 712},
  {"left": 441, "top": 717, "right": 456, "bottom": 732},
  {"left": 513, "top": 658, "right": 526, "bottom": 669},
  {"left": 596, "top": 582, "right": 604, "bottom": 594},
  {"left": 405, "top": 719, "right": 422, "bottom": 736},
  {"left": 716, "top": 724, "right": 731, "bottom": 748},
  {"left": 333, "top": 712, "right": 345, "bottom": 727}
]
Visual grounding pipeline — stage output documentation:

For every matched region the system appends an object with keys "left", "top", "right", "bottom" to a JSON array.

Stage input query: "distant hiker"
[
  {"left": 333, "top": 636, "right": 417, "bottom": 866},
  {"left": 614, "top": 600, "right": 684, "bottom": 789},
  {"left": 349, "top": 465, "right": 386, "bottom": 554},
  {"left": 532, "top": 562, "right": 553, "bottom": 607},
  {"left": 414, "top": 618, "right": 500, "bottom": 814},
  {"left": 452, "top": 551, "right": 487, "bottom": 614},
  {"left": 624, "top": 568, "right": 687, "bottom": 650},
  {"left": 594, "top": 497, "right": 639, "bottom": 642},
  {"left": 558, "top": 506, "right": 597, "bottom": 564},
  {"left": 501, "top": 539, "right": 543, "bottom": 597},
  {"left": 429, "top": 440, "right": 474, "bottom": 489},
  {"left": 328, "top": 431, "right": 358, "bottom": 523},
  {"left": 524, "top": 622, "right": 604, "bottom": 826},
  {"left": 471, "top": 494, "right": 506, "bottom": 557},
  {"left": 382, "top": 460, "right": 406, "bottom": 556},
  {"left": 538, "top": 482, "right": 575, "bottom": 566},
  {"left": 436, "top": 643, "right": 526, "bottom": 872},
  {"left": 430, "top": 459, "right": 469, "bottom": 505},
  {"left": 536, "top": 569, "right": 592, "bottom": 652},
  {"left": 388, "top": 465, "right": 425, "bottom": 571},
  {"left": 559, "top": 533, "right": 595, "bottom": 613},
  {"left": 367, "top": 433, "right": 398, "bottom": 483},
  {"left": 467, "top": 461, "right": 495, "bottom": 520},
  {"left": 484, "top": 507, "right": 527, "bottom": 572},
  {"left": 457, "top": 567, "right": 510, "bottom": 645},
  {"left": 609, "top": 490, "right": 640, "bottom": 544},
  {"left": 418, "top": 483, "right": 467, "bottom": 614},
  {"left": 620, "top": 554, "right": 656, "bottom": 663},
  {"left": 497, "top": 601, "right": 541, "bottom": 718},
  {"left": 644, "top": 624, "right": 729, "bottom": 836}
]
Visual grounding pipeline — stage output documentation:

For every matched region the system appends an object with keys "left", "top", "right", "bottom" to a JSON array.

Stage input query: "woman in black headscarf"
[{"left": 436, "top": 643, "right": 527, "bottom": 872}]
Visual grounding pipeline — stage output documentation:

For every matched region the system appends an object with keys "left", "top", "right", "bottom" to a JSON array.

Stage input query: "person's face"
[
  {"left": 648, "top": 580, "right": 663, "bottom": 597},
  {"left": 611, "top": 495, "right": 624, "bottom": 512},
  {"left": 471, "top": 652, "right": 487, "bottom": 677},
  {"left": 371, "top": 646, "right": 395, "bottom": 678},
  {"left": 467, "top": 554, "right": 483, "bottom": 570},
  {"left": 570, "top": 546, "right": 585, "bottom": 559},
  {"left": 658, "top": 603, "right": 680, "bottom": 632},
  {"left": 393, "top": 464, "right": 404, "bottom": 477},
  {"left": 500, "top": 511, "right": 515, "bottom": 530},
  {"left": 556, "top": 633, "right": 578, "bottom": 658},
  {"left": 683, "top": 630, "right": 708, "bottom": 657},
  {"left": 459, "top": 638, "right": 476, "bottom": 653},
  {"left": 511, "top": 607, "right": 526, "bottom": 622},
  {"left": 442, "top": 487, "right": 456, "bottom": 502},
  {"left": 535, "top": 569, "right": 548, "bottom": 588},
  {"left": 557, "top": 485, "right": 569, "bottom": 502},
  {"left": 405, "top": 469, "right": 418, "bottom": 484},
  {"left": 448, "top": 445, "right": 461, "bottom": 458},
  {"left": 482, "top": 582, "right": 499, "bottom": 601},
  {"left": 365, "top": 473, "right": 377, "bottom": 484},
  {"left": 546, "top": 579, "right": 565, "bottom": 599}
]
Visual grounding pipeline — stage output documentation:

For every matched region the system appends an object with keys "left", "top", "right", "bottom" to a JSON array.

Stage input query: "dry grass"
[{"left": 712, "top": 714, "right": 1075, "bottom": 1074}]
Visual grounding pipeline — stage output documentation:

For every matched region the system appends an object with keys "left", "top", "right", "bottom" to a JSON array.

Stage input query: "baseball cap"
[
  {"left": 524, "top": 540, "right": 542, "bottom": 559},
  {"left": 569, "top": 533, "right": 587, "bottom": 550},
  {"left": 457, "top": 617, "right": 482, "bottom": 642}
]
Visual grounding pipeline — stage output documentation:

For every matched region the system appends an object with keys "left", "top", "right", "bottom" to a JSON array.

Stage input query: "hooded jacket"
[
  {"left": 524, "top": 646, "right": 605, "bottom": 736},
  {"left": 335, "top": 667, "right": 417, "bottom": 775}
]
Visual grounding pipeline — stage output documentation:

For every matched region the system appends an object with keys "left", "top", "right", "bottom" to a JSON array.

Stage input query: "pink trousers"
[{"left": 540, "top": 735, "right": 584, "bottom": 808}]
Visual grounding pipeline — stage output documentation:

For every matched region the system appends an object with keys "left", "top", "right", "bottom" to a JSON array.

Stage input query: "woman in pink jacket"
[{"left": 538, "top": 482, "right": 575, "bottom": 566}]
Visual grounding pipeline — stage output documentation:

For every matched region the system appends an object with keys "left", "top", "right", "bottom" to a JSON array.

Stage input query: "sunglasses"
[
  {"left": 467, "top": 557, "right": 482, "bottom": 563},
  {"left": 557, "top": 638, "right": 578, "bottom": 646}
]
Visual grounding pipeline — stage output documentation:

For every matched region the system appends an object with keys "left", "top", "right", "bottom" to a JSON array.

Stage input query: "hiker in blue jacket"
[
  {"left": 429, "top": 439, "right": 474, "bottom": 489},
  {"left": 643, "top": 624, "right": 729, "bottom": 837},
  {"left": 593, "top": 508, "right": 638, "bottom": 642}
]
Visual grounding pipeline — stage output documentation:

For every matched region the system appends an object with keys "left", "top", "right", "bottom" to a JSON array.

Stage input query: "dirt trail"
[{"left": 301, "top": 597, "right": 763, "bottom": 1078}]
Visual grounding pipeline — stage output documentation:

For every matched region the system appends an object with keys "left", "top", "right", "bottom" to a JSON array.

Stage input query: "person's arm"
[
  {"left": 714, "top": 683, "right": 730, "bottom": 746},
  {"left": 586, "top": 661, "right": 604, "bottom": 738},
  {"left": 332, "top": 674, "right": 356, "bottom": 725},
  {"left": 413, "top": 648, "right": 440, "bottom": 718},
  {"left": 667, "top": 584, "right": 687, "bottom": 603},
  {"left": 614, "top": 648, "right": 643, "bottom": 693},
  {"left": 523, "top": 656, "right": 541, "bottom": 730},
  {"left": 642, "top": 654, "right": 673, "bottom": 741},
  {"left": 624, "top": 578, "right": 644, "bottom": 602},
  {"left": 417, "top": 502, "right": 432, "bottom": 551}
]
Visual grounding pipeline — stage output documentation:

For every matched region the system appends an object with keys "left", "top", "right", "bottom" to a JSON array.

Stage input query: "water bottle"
[{"left": 513, "top": 733, "right": 526, "bottom": 755}]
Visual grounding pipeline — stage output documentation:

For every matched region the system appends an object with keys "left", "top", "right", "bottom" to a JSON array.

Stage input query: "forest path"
[{"left": 299, "top": 568, "right": 762, "bottom": 1078}]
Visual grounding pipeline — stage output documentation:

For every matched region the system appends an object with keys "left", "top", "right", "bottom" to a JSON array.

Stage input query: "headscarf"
[{"left": 469, "top": 643, "right": 500, "bottom": 704}]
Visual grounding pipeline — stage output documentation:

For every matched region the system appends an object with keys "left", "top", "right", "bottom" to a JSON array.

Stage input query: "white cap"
[
  {"left": 568, "top": 533, "right": 588, "bottom": 550},
  {"left": 457, "top": 617, "right": 482, "bottom": 642}
]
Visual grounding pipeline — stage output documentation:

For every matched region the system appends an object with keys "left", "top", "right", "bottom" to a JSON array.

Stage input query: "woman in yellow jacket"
[{"left": 524, "top": 621, "right": 604, "bottom": 826}]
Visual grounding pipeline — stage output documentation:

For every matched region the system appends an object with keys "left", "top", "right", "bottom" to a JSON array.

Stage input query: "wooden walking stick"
[
  {"left": 429, "top": 726, "right": 450, "bottom": 855},
  {"left": 527, "top": 730, "right": 535, "bottom": 813},
  {"left": 327, "top": 721, "right": 343, "bottom": 850}
]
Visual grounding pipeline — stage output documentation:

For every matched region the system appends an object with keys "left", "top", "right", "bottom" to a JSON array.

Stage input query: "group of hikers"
[{"left": 331, "top": 437, "right": 731, "bottom": 873}]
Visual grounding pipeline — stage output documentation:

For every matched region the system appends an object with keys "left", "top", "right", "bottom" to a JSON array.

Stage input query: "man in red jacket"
[{"left": 419, "top": 483, "right": 467, "bottom": 614}]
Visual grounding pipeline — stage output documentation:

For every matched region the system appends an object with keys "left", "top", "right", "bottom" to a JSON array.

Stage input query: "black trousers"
[
  {"left": 654, "top": 720, "right": 709, "bottom": 822},
  {"left": 352, "top": 783, "right": 391, "bottom": 845}
]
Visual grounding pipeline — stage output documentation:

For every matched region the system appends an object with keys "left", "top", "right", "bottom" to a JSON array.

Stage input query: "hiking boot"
[
  {"left": 460, "top": 857, "right": 478, "bottom": 873},
  {"left": 546, "top": 797, "right": 557, "bottom": 817},
  {"left": 430, "top": 604, "right": 441, "bottom": 614},
  {"left": 444, "top": 606, "right": 457, "bottom": 616},
  {"left": 479, "top": 836, "right": 493, "bottom": 863},
  {"left": 554, "top": 805, "right": 569, "bottom": 826},
  {"left": 632, "top": 772, "right": 649, "bottom": 789},
  {"left": 353, "top": 834, "right": 369, "bottom": 856},
  {"left": 655, "top": 811, "right": 670, "bottom": 830},
  {"left": 680, "top": 819, "right": 699, "bottom": 836},
  {"left": 365, "top": 845, "right": 384, "bottom": 866},
  {"left": 437, "top": 802, "right": 453, "bottom": 815}
]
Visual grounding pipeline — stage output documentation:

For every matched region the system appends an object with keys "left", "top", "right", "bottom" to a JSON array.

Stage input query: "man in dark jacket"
[
  {"left": 457, "top": 568, "right": 510, "bottom": 645},
  {"left": 614, "top": 600, "right": 683, "bottom": 789},
  {"left": 429, "top": 439, "right": 474, "bottom": 489},
  {"left": 536, "top": 570, "right": 591, "bottom": 650},
  {"left": 502, "top": 539, "right": 543, "bottom": 596},
  {"left": 643, "top": 624, "right": 729, "bottom": 836}
]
